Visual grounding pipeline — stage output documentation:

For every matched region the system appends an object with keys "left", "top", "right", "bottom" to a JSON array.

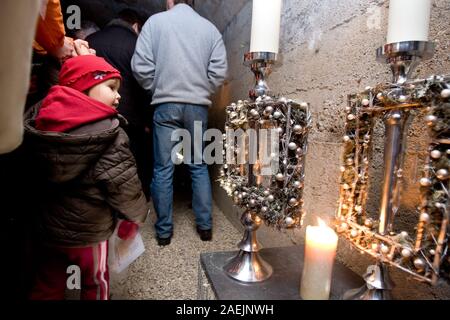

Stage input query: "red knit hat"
[{"left": 58, "top": 55, "right": 122, "bottom": 92}]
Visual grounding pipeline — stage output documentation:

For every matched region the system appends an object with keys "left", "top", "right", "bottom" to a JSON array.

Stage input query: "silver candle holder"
[
  {"left": 220, "top": 49, "right": 310, "bottom": 283},
  {"left": 343, "top": 40, "right": 435, "bottom": 300},
  {"left": 223, "top": 51, "right": 277, "bottom": 282}
]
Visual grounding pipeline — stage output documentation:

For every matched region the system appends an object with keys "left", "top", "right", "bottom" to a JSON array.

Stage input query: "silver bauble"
[
  {"left": 420, "top": 213, "right": 430, "bottom": 223},
  {"left": 441, "top": 88, "right": 450, "bottom": 98},
  {"left": 265, "top": 106, "right": 273, "bottom": 114},
  {"left": 436, "top": 169, "right": 449, "bottom": 180},
  {"left": 425, "top": 115, "right": 437, "bottom": 126},
  {"left": 414, "top": 258, "right": 425, "bottom": 270},
  {"left": 401, "top": 248, "right": 412, "bottom": 258},
  {"left": 419, "top": 177, "right": 432, "bottom": 187},
  {"left": 285, "top": 217, "right": 294, "bottom": 225},
  {"left": 288, "top": 142, "right": 297, "bottom": 150},
  {"left": 431, "top": 150, "right": 442, "bottom": 159}
]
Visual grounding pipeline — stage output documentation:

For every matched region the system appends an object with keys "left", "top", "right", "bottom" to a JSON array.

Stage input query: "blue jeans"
[{"left": 151, "top": 103, "right": 212, "bottom": 238}]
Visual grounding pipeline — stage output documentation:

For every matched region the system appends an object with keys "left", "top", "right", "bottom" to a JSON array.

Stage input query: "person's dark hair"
[
  {"left": 118, "top": 8, "right": 143, "bottom": 30},
  {"left": 174, "top": 0, "right": 195, "bottom": 7}
]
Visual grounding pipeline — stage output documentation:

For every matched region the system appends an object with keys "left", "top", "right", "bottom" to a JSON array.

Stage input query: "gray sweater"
[{"left": 131, "top": 4, "right": 228, "bottom": 106}]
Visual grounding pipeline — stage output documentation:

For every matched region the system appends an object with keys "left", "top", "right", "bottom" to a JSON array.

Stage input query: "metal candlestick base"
[
  {"left": 244, "top": 52, "right": 277, "bottom": 100},
  {"left": 343, "top": 262, "right": 394, "bottom": 300},
  {"left": 224, "top": 211, "right": 273, "bottom": 282}
]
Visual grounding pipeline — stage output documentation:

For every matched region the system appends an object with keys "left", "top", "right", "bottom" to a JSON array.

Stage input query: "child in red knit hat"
[{"left": 24, "top": 55, "right": 148, "bottom": 300}]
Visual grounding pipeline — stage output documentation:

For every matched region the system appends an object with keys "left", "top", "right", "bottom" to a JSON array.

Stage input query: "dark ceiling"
[{"left": 60, "top": 0, "right": 167, "bottom": 29}]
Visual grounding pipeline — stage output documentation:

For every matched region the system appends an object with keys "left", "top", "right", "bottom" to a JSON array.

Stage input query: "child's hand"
[{"left": 117, "top": 220, "right": 139, "bottom": 240}]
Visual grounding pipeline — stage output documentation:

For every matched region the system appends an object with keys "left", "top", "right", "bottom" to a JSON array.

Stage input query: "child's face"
[{"left": 87, "top": 78, "right": 121, "bottom": 108}]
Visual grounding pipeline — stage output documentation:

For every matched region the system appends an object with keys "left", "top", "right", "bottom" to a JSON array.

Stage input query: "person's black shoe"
[
  {"left": 196, "top": 227, "right": 212, "bottom": 241},
  {"left": 156, "top": 235, "right": 172, "bottom": 246}
]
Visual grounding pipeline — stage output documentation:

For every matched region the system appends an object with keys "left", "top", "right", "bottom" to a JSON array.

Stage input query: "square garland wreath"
[
  {"left": 336, "top": 75, "right": 450, "bottom": 284},
  {"left": 219, "top": 96, "right": 311, "bottom": 230}
]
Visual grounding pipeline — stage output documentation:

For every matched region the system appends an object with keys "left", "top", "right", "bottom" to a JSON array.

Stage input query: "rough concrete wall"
[{"left": 199, "top": 0, "right": 450, "bottom": 299}]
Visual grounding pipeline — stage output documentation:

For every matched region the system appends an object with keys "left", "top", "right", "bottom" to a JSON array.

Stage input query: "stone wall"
[{"left": 198, "top": 0, "right": 450, "bottom": 299}]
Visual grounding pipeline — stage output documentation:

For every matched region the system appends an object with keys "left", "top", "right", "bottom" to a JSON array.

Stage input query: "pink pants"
[{"left": 30, "top": 241, "right": 109, "bottom": 300}]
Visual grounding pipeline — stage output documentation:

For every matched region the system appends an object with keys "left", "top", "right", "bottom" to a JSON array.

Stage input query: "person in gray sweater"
[{"left": 131, "top": 0, "right": 227, "bottom": 246}]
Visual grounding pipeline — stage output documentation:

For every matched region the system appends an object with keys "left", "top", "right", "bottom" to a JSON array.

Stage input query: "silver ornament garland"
[
  {"left": 336, "top": 74, "right": 450, "bottom": 284},
  {"left": 219, "top": 96, "right": 311, "bottom": 229}
]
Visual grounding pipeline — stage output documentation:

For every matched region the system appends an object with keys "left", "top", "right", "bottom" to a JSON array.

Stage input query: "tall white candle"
[
  {"left": 300, "top": 218, "right": 338, "bottom": 300},
  {"left": 386, "top": 0, "right": 431, "bottom": 44},
  {"left": 250, "top": 0, "right": 282, "bottom": 53}
]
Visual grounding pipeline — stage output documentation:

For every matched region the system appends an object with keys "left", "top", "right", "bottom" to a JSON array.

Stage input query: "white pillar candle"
[
  {"left": 386, "top": 0, "right": 431, "bottom": 44},
  {"left": 300, "top": 218, "right": 338, "bottom": 300},
  {"left": 250, "top": 0, "right": 282, "bottom": 54}
]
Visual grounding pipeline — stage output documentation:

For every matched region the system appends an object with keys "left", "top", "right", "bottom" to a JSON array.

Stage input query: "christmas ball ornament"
[
  {"left": 293, "top": 125, "right": 302, "bottom": 133},
  {"left": 425, "top": 115, "right": 437, "bottom": 126},
  {"left": 401, "top": 248, "right": 412, "bottom": 258},
  {"left": 249, "top": 199, "right": 256, "bottom": 207},
  {"left": 264, "top": 106, "right": 273, "bottom": 114},
  {"left": 362, "top": 98, "right": 370, "bottom": 106},
  {"left": 288, "top": 142, "right": 297, "bottom": 150},
  {"left": 293, "top": 181, "right": 302, "bottom": 188},
  {"left": 430, "top": 150, "right": 442, "bottom": 159},
  {"left": 347, "top": 114, "right": 356, "bottom": 121},
  {"left": 364, "top": 218, "right": 373, "bottom": 228},
  {"left": 289, "top": 198, "right": 298, "bottom": 206},
  {"left": 275, "top": 173, "right": 284, "bottom": 181},
  {"left": 300, "top": 102, "right": 308, "bottom": 108},
  {"left": 436, "top": 169, "right": 449, "bottom": 180},
  {"left": 273, "top": 111, "right": 282, "bottom": 119},
  {"left": 278, "top": 97, "right": 287, "bottom": 104},
  {"left": 420, "top": 213, "right": 430, "bottom": 223},
  {"left": 261, "top": 206, "right": 268, "bottom": 213},
  {"left": 398, "top": 95, "right": 407, "bottom": 103},
  {"left": 285, "top": 217, "right": 294, "bottom": 225},
  {"left": 250, "top": 109, "right": 259, "bottom": 117},
  {"left": 419, "top": 177, "right": 432, "bottom": 187},
  {"left": 414, "top": 258, "right": 425, "bottom": 270},
  {"left": 441, "top": 88, "right": 450, "bottom": 98},
  {"left": 381, "top": 245, "right": 390, "bottom": 254},
  {"left": 267, "top": 195, "right": 275, "bottom": 202},
  {"left": 263, "top": 190, "right": 270, "bottom": 196},
  {"left": 350, "top": 229, "right": 358, "bottom": 238}
]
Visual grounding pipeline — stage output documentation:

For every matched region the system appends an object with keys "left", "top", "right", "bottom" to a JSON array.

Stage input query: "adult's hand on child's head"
[
  {"left": 52, "top": 36, "right": 75, "bottom": 64},
  {"left": 118, "top": 220, "right": 139, "bottom": 240},
  {"left": 73, "top": 39, "right": 95, "bottom": 56}
]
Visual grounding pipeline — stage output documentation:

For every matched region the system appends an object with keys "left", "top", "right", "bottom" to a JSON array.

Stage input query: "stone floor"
[{"left": 109, "top": 195, "right": 242, "bottom": 300}]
